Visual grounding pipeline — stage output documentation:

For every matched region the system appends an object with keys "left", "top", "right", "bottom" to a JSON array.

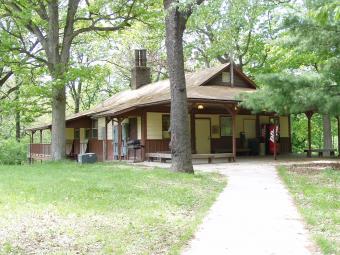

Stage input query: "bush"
[{"left": 0, "top": 139, "right": 27, "bottom": 165}]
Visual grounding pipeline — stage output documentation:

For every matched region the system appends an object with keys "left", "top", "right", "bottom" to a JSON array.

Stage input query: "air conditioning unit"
[{"left": 78, "top": 153, "right": 97, "bottom": 164}]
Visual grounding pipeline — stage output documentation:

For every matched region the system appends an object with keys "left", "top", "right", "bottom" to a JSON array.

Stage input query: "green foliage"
[
  {"left": 241, "top": 72, "right": 324, "bottom": 114},
  {"left": 0, "top": 162, "right": 226, "bottom": 254},
  {"left": 186, "top": 0, "right": 276, "bottom": 71},
  {"left": 0, "top": 139, "right": 27, "bottom": 165},
  {"left": 279, "top": 166, "right": 340, "bottom": 254},
  {"left": 243, "top": 0, "right": 340, "bottom": 118},
  {"left": 291, "top": 114, "right": 338, "bottom": 152}
]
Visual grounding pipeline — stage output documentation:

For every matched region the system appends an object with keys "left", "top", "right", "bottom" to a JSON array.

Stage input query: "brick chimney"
[{"left": 131, "top": 49, "right": 151, "bottom": 89}]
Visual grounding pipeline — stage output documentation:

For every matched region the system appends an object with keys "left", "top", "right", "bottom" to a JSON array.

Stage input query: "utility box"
[{"left": 78, "top": 153, "right": 97, "bottom": 164}]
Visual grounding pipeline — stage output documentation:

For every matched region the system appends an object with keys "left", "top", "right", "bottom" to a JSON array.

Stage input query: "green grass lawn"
[
  {"left": 279, "top": 166, "right": 339, "bottom": 255},
  {"left": 0, "top": 161, "right": 226, "bottom": 255}
]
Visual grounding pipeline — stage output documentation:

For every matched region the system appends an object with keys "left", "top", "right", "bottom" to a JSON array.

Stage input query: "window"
[
  {"left": 92, "top": 129, "right": 98, "bottom": 139},
  {"left": 162, "top": 115, "right": 170, "bottom": 139},
  {"left": 85, "top": 128, "right": 91, "bottom": 139},
  {"left": 74, "top": 128, "right": 80, "bottom": 139},
  {"left": 220, "top": 116, "right": 232, "bottom": 136},
  {"left": 92, "top": 119, "right": 98, "bottom": 139}
]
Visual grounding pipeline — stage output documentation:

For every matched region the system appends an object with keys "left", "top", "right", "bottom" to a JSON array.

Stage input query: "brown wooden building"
[{"left": 27, "top": 50, "right": 291, "bottom": 162}]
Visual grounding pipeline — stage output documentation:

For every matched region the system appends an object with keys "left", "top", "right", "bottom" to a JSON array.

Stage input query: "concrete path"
[
  {"left": 182, "top": 161, "right": 319, "bottom": 255},
  {"left": 137, "top": 158, "right": 324, "bottom": 255}
]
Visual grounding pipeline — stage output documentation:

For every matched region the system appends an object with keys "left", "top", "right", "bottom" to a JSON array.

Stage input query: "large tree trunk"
[
  {"left": 51, "top": 86, "right": 66, "bottom": 160},
  {"left": 322, "top": 114, "right": 332, "bottom": 156},
  {"left": 164, "top": 0, "right": 193, "bottom": 173},
  {"left": 15, "top": 83, "right": 20, "bottom": 142},
  {"left": 15, "top": 109, "right": 20, "bottom": 142},
  {"left": 74, "top": 80, "right": 82, "bottom": 113}
]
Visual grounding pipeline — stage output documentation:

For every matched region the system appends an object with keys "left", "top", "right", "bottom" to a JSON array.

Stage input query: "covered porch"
[
  {"left": 27, "top": 100, "right": 291, "bottom": 163},
  {"left": 98, "top": 100, "right": 291, "bottom": 163}
]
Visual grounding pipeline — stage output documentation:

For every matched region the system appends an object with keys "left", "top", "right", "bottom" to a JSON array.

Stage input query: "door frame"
[{"left": 194, "top": 117, "right": 211, "bottom": 154}]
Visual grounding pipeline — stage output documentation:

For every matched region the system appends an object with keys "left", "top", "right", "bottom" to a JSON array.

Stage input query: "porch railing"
[
  {"left": 28, "top": 143, "right": 52, "bottom": 159},
  {"left": 27, "top": 142, "right": 89, "bottom": 160}
]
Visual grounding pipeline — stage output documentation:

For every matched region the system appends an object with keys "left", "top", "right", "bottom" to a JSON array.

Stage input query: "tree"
[
  {"left": 0, "top": 0, "right": 150, "bottom": 160},
  {"left": 185, "top": 0, "right": 280, "bottom": 72},
  {"left": 242, "top": 0, "right": 339, "bottom": 152},
  {"left": 164, "top": 0, "right": 203, "bottom": 173}
]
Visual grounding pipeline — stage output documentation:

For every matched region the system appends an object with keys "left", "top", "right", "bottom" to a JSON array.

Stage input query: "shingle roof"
[{"left": 27, "top": 63, "right": 256, "bottom": 130}]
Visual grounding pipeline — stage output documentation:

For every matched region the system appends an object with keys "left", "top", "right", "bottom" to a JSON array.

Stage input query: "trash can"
[
  {"left": 78, "top": 153, "right": 97, "bottom": 164},
  {"left": 259, "top": 143, "right": 266, "bottom": 156}
]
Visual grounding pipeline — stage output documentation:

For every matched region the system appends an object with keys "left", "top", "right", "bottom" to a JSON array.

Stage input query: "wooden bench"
[
  {"left": 147, "top": 152, "right": 172, "bottom": 163},
  {"left": 214, "top": 148, "right": 251, "bottom": 155},
  {"left": 304, "top": 149, "right": 337, "bottom": 157},
  {"left": 192, "top": 153, "right": 235, "bottom": 163},
  {"left": 146, "top": 152, "right": 235, "bottom": 163}
]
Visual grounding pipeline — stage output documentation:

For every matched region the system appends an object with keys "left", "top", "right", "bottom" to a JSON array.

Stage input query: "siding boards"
[
  {"left": 205, "top": 71, "right": 249, "bottom": 88},
  {"left": 145, "top": 139, "right": 170, "bottom": 153}
]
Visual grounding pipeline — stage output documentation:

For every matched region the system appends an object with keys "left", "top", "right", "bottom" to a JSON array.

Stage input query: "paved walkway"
[{"left": 138, "top": 158, "right": 324, "bottom": 255}]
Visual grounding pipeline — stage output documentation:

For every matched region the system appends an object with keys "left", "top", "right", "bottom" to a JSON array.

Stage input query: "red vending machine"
[
  {"left": 261, "top": 124, "right": 280, "bottom": 155},
  {"left": 268, "top": 124, "right": 280, "bottom": 155}
]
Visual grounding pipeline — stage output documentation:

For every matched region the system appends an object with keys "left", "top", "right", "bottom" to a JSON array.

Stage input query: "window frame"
[
  {"left": 162, "top": 114, "right": 171, "bottom": 139},
  {"left": 74, "top": 128, "right": 80, "bottom": 140},
  {"left": 220, "top": 115, "right": 232, "bottom": 137}
]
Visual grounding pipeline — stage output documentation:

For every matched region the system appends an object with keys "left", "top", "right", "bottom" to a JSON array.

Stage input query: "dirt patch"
[
  {"left": 288, "top": 163, "right": 340, "bottom": 175},
  {"left": 0, "top": 209, "right": 129, "bottom": 255}
]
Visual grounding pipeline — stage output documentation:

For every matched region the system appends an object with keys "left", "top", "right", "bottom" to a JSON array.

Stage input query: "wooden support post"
[
  {"left": 39, "top": 130, "right": 43, "bottom": 164},
  {"left": 190, "top": 108, "right": 196, "bottom": 154},
  {"left": 232, "top": 110, "right": 237, "bottom": 161},
  {"left": 305, "top": 111, "right": 314, "bottom": 157},
  {"left": 30, "top": 131, "right": 35, "bottom": 164},
  {"left": 141, "top": 111, "right": 147, "bottom": 161},
  {"left": 117, "top": 118, "right": 122, "bottom": 161},
  {"left": 104, "top": 117, "right": 109, "bottom": 161},
  {"left": 255, "top": 114, "right": 260, "bottom": 139}
]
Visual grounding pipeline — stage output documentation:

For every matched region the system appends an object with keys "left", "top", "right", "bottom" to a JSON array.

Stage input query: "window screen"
[
  {"left": 220, "top": 116, "right": 232, "bottom": 136},
  {"left": 162, "top": 115, "right": 170, "bottom": 139}
]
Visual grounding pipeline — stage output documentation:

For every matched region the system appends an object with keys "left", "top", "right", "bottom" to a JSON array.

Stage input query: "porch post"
[
  {"left": 40, "top": 129, "right": 43, "bottom": 144},
  {"left": 29, "top": 131, "right": 33, "bottom": 164},
  {"left": 31, "top": 130, "right": 34, "bottom": 144},
  {"left": 255, "top": 114, "right": 260, "bottom": 139},
  {"left": 190, "top": 108, "right": 196, "bottom": 153},
  {"left": 141, "top": 111, "right": 147, "bottom": 161},
  {"left": 232, "top": 108, "right": 237, "bottom": 161},
  {"left": 104, "top": 117, "right": 108, "bottom": 161},
  {"left": 30, "top": 130, "right": 35, "bottom": 164},
  {"left": 117, "top": 118, "right": 122, "bottom": 160},
  {"left": 305, "top": 111, "right": 314, "bottom": 157}
]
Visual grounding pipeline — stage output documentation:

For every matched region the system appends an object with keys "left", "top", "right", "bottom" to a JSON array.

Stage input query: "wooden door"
[
  {"left": 195, "top": 119, "right": 211, "bottom": 154},
  {"left": 244, "top": 119, "right": 256, "bottom": 139},
  {"left": 129, "top": 118, "right": 137, "bottom": 140}
]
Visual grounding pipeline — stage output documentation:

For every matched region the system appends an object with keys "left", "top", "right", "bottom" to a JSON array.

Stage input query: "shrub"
[{"left": 0, "top": 139, "right": 27, "bottom": 165}]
